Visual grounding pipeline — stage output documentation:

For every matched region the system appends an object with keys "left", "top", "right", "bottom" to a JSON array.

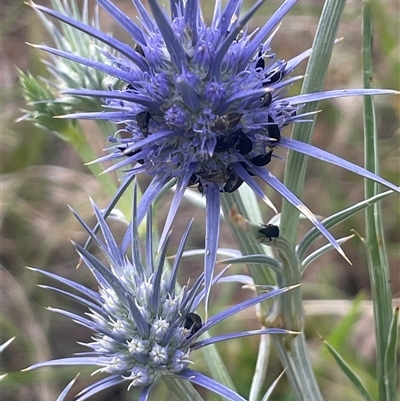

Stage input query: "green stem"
[
  {"left": 64, "top": 123, "right": 133, "bottom": 220},
  {"left": 274, "top": 0, "right": 347, "bottom": 399},
  {"left": 163, "top": 376, "right": 204, "bottom": 401},
  {"left": 280, "top": 0, "right": 347, "bottom": 243},
  {"left": 362, "top": 2, "right": 393, "bottom": 400},
  {"left": 274, "top": 335, "right": 322, "bottom": 401},
  {"left": 221, "top": 192, "right": 321, "bottom": 401},
  {"left": 221, "top": 190, "right": 275, "bottom": 291}
]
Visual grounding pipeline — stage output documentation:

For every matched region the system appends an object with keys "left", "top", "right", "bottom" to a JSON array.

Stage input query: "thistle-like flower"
[
  {"left": 24, "top": 199, "right": 293, "bottom": 401},
  {"left": 18, "top": 0, "right": 115, "bottom": 137},
  {"left": 29, "top": 0, "right": 399, "bottom": 307}
]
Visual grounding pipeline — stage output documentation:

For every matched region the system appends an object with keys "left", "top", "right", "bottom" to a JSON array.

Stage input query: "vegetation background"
[{"left": 1, "top": 0, "right": 399, "bottom": 400}]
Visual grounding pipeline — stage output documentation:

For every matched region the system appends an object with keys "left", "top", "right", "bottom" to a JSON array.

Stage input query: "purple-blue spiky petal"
[
  {"left": 26, "top": 356, "right": 103, "bottom": 370},
  {"left": 210, "top": 0, "right": 267, "bottom": 80},
  {"left": 147, "top": 0, "right": 185, "bottom": 72},
  {"left": 76, "top": 375, "right": 126, "bottom": 401},
  {"left": 286, "top": 88, "right": 399, "bottom": 106},
  {"left": 30, "top": 44, "right": 134, "bottom": 82},
  {"left": 138, "top": 385, "right": 152, "bottom": 401},
  {"left": 241, "top": 0, "right": 298, "bottom": 68},
  {"left": 280, "top": 137, "right": 400, "bottom": 193},
  {"left": 62, "top": 89, "right": 162, "bottom": 112},
  {"left": 158, "top": 167, "right": 197, "bottom": 249},
  {"left": 167, "top": 219, "right": 195, "bottom": 295},
  {"left": 95, "top": 0, "right": 146, "bottom": 45},
  {"left": 197, "top": 285, "right": 293, "bottom": 337},
  {"left": 30, "top": 3, "right": 148, "bottom": 70},
  {"left": 180, "top": 369, "right": 247, "bottom": 401},
  {"left": 39, "top": 285, "right": 107, "bottom": 318},
  {"left": 26, "top": 266, "right": 101, "bottom": 302},
  {"left": 192, "top": 328, "right": 294, "bottom": 350},
  {"left": 252, "top": 166, "right": 350, "bottom": 261},
  {"left": 204, "top": 184, "right": 221, "bottom": 314},
  {"left": 91, "top": 199, "right": 125, "bottom": 267},
  {"left": 233, "top": 163, "right": 277, "bottom": 212},
  {"left": 125, "top": 294, "right": 150, "bottom": 338}
]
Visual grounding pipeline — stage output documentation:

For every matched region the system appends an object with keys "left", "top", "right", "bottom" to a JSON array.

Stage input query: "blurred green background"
[{"left": 1, "top": 1, "right": 399, "bottom": 400}]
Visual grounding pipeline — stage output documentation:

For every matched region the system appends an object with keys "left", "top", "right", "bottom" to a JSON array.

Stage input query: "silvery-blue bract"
[{"left": 25, "top": 200, "right": 293, "bottom": 401}]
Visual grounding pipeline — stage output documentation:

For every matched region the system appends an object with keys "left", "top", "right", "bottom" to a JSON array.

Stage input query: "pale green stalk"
[
  {"left": 362, "top": 2, "right": 396, "bottom": 400},
  {"left": 221, "top": 189, "right": 275, "bottom": 291},
  {"left": 384, "top": 306, "right": 399, "bottom": 401},
  {"left": 200, "top": 338, "right": 237, "bottom": 393},
  {"left": 280, "top": 0, "right": 346, "bottom": 239},
  {"left": 270, "top": 1, "right": 346, "bottom": 399},
  {"left": 58, "top": 121, "right": 134, "bottom": 221},
  {"left": 221, "top": 192, "right": 322, "bottom": 400},
  {"left": 222, "top": 1, "right": 349, "bottom": 398},
  {"left": 163, "top": 377, "right": 205, "bottom": 401}
]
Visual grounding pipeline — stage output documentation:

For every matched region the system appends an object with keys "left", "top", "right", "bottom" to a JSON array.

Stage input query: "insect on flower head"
[
  {"left": 23, "top": 199, "right": 294, "bottom": 400},
  {"left": 29, "top": 0, "right": 400, "bottom": 310}
]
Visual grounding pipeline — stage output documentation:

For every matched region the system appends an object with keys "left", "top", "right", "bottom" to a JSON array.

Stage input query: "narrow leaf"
[{"left": 322, "top": 338, "right": 375, "bottom": 401}]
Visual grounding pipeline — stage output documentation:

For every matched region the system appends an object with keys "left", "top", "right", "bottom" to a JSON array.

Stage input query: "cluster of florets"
[
  {"left": 87, "top": 271, "right": 201, "bottom": 387},
  {"left": 105, "top": 7, "right": 298, "bottom": 194},
  {"left": 24, "top": 1, "right": 400, "bottom": 400}
]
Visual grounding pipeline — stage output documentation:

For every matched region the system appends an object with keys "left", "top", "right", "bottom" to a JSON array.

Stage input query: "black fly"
[
  {"left": 134, "top": 43, "right": 145, "bottom": 58},
  {"left": 212, "top": 112, "right": 242, "bottom": 132},
  {"left": 258, "top": 224, "right": 279, "bottom": 241},
  {"left": 136, "top": 111, "right": 151, "bottom": 137},
  {"left": 251, "top": 149, "right": 273, "bottom": 166},
  {"left": 212, "top": 113, "right": 243, "bottom": 153},
  {"left": 184, "top": 312, "right": 202, "bottom": 337}
]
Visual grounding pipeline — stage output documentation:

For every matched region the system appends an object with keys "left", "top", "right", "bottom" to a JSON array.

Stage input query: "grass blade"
[
  {"left": 322, "top": 338, "right": 375, "bottom": 401},
  {"left": 384, "top": 304, "right": 399, "bottom": 401},
  {"left": 362, "top": 2, "right": 395, "bottom": 400}
]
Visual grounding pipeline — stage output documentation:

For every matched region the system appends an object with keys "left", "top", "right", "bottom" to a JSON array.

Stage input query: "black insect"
[
  {"left": 116, "top": 146, "right": 145, "bottom": 164},
  {"left": 258, "top": 224, "right": 279, "bottom": 241},
  {"left": 117, "top": 145, "right": 134, "bottom": 156},
  {"left": 215, "top": 127, "right": 252, "bottom": 155},
  {"left": 263, "top": 62, "right": 287, "bottom": 85},
  {"left": 236, "top": 130, "right": 253, "bottom": 155},
  {"left": 223, "top": 172, "right": 243, "bottom": 193},
  {"left": 213, "top": 112, "right": 242, "bottom": 132},
  {"left": 187, "top": 174, "right": 205, "bottom": 194},
  {"left": 258, "top": 62, "right": 287, "bottom": 108},
  {"left": 134, "top": 43, "right": 145, "bottom": 58},
  {"left": 188, "top": 173, "right": 199, "bottom": 187},
  {"left": 250, "top": 149, "right": 273, "bottom": 166},
  {"left": 215, "top": 130, "right": 240, "bottom": 152},
  {"left": 256, "top": 49, "right": 265, "bottom": 70},
  {"left": 260, "top": 92, "right": 272, "bottom": 107},
  {"left": 184, "top": 312, "right": 202, "bottom": 336},
  {"left": 200, "top": 170, "right": 226, "bottom": 183},
  {"left": 225, "top": 30, "right": 241, "bottom": 42},
  {"left": 136, "top": 111, "right": 151, "bottom": 137}
]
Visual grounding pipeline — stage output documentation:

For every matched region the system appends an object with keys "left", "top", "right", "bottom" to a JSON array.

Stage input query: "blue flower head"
[
  {"left": 24, "top": 198, "right": 293, "bottom": 401},
  {"left": 30, "top": 0, "right": 399, "bottom": 308}
]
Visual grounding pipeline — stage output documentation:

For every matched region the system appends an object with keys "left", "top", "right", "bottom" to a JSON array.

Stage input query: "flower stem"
[
  {"left": 362, "top": 2, "right": 395, "bottom": 400},
  {"left": 280, "top": 0, "right": 347, "bottom": 242},
  {"left": 163, "top": 376, "right": 205, "bottom": 401},
  {"left": 222, "top": 192, "right": 322, "bottom": 401},
  {"left": 272, "top": 0, "right": 347, "bottom": 399},
  {"left": 273, "top": 334, "right": 322, "bottom": 401}
]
